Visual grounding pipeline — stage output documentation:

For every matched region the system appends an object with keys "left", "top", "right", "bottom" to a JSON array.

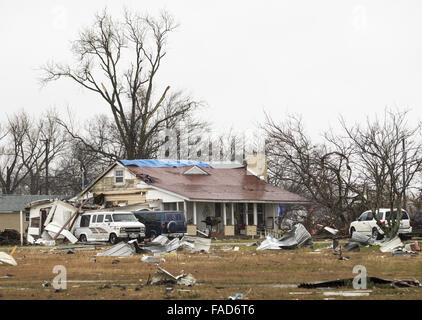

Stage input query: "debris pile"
[
  {"left": 0, "top": 229, "right": 22, "bottom": 246},
  {"left": 141, "top": 235, "right": 210, "bottom": 255},
  {"left": 257, "top": 223, "right": 313, "bottom": 250}
]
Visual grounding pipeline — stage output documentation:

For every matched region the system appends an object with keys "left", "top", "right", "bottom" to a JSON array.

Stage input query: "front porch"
[{"left": 163, "top": 200, "right": 290, "bottom": 237}]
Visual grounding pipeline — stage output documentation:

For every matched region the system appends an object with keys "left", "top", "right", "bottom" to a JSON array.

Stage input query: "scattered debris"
[
  {"left": 42, "top": 281, "right": 51, "bottom": 287},
  {"left": 324, "top": 227, "right": 339, "bottom": 235},
  {"left": 0, "top": 252, "right": 17, "bottom": 266},
  {"left": 299, "top": 277, "right": 421, "bottom": 289},
  {"left": 90, "top": 258, "right": 96, "bottom": 263},
  {"left": 342, "top": 242, "right": 360, "bottom": 252},
  {"left": 233, "top": 246, "right": 239, "bottom": 251},
  {"left": 380, "top": 237, "right": 404, "bottom": 253},
  {"left": 405, "top": 241, "right": 421, "bottom": 252},
  {"left": 351, "top": 232, "right": 375, "bottom": 245},
  {"left": 1, "top": 274, "right": 14, "bottom": 278},
  {"left": 246, "top": 241, "right": 259, "bottom": 247},
  {"left": 141, "top": 255, "right": 166, "bottom": 263},
  {"left": 34, "top": 239, "right": 56, "bottom": 246},
  {"left": 228, "top": 292, "right": 243, "bottom": 300},
  {"left": 392, "top": 248, "right": 419, "bottom": 257},
  {"left": 97, "top": 242, "right": 136, "bottom": 257},
  {"left": 111, "top": 259, "right": 120, "bottom": 264},
  {"left": 66, "top": 250, "right": 74, "bottom": 254},
  {"left": 142, "top": 235, "right": 210, "bottom": 255},
  {"left": 257, "top": 223, "right": 312, "bottom": 250},
  {"left": 149, "top": 267, "right": 196, "bottom": 286}
]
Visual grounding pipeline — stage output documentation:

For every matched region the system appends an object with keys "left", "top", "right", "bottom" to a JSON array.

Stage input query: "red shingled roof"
[{"left": 124, "top": 165, "right": 308, "bottom": 203}]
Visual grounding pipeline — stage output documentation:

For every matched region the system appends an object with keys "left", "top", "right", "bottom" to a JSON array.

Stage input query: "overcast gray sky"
[{"left": 1, "top": 0, "right": 422, "bottom": 141}]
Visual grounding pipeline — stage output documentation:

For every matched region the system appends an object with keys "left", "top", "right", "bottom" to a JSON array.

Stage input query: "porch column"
[
  {"left": 223, "top": 202, "right": 227, "bottom": 226},
  {"left": 273, "top": 203, "right": 278, "bottom": 231},
  {"left": 184, "top": 200, "right": 187, "bottom": 219},
  {"left": 231, "top": 203, "right": 235, "bottom": 225},
  {"left": 245, "top": 203, "right": 249, "bottom": 225},
  {"left": 176, "top": 202, "right": 179, "bottom": 211},
  {"left": 193, "top": 201, "right": 197, "bottom": 225},
  {"left": 253, "top": 203, "right": 258, "bottom": 225}
]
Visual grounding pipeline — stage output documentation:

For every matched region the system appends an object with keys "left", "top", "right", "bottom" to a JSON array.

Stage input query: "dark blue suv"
[{"left": 132, "top": 210, "right": 187, "bottom": 239}]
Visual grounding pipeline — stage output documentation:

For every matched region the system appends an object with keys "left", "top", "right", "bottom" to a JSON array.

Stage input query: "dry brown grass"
[{"left": 0, "top": 242, "right": 421, "bottom": 300}]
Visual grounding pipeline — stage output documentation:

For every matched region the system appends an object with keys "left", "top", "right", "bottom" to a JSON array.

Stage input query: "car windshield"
[{"left": 112, "top": 214, "right": 138, "bottom": 222}]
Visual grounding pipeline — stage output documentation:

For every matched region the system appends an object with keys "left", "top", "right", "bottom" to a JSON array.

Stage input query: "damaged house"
[
  {"left": 27, "top": 199, "right": 79, "bottom": 244},
  {"left": 75, "top": 156, "right": 309, "bottom": 236}
]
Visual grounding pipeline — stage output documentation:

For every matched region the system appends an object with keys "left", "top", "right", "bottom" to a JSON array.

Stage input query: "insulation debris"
[
  {"left": 257, "top": 223, "right": 312, "bottom": 250},
  {"left": 149, "top": 267, "right": 196, "bottom": 286}
]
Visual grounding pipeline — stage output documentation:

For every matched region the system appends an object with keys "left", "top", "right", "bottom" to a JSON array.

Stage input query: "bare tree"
[
  {"left": 263, "top": 113, "right": 362, "bottom": 230},
  {"left": 340, "top": 109, "right": 422, "bottom": 238},
  {"left": 42, "top": 9, "right": 204, "bottom": 160}
]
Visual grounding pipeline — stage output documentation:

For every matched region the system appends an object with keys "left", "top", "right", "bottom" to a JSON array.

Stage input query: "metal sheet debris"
[
  {"left": 181, "top": 236, "right": 211, "bottom": 253},
  {"left": 380, "top": 237, "right": 404, "bottom": 253},
  {"left": 257, "top": 223, "right": 312, "bottom": 250},
  {"left": 44, "top": 223, "right": 78, "bottom": 244},
  {"left": 97, "top": 242, "right": 136, "bottom": 257},
  {"left": 0, "top": 252, "right": 17, "bottom": 266},
  {"left": 149, "top": 267, "right": 196, "bottom": 286},
  {"left": 351, "top": 231, "right": 375, "bottom": 245},
  {"left": 142, "top": 235, "right": 210, "bottom": 254}
]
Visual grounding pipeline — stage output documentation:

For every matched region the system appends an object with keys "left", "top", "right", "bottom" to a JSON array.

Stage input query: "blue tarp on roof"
[{"left": 119, "top": 159, "right": 211, "bottom": 168}]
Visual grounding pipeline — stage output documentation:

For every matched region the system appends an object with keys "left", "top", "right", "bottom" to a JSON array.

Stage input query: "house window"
[
  {"left": 115, "top": 169, "right": 124, "bottom": 184},
  {"left": 25, "top": 212, "right": 30, "bottom": 222}
]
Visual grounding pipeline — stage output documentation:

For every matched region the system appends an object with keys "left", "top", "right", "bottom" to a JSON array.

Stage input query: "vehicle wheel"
[
  {"left": 350, "top": 227, "right": 355, "bottom": 237},
  {"left": 167, "top": 220, "right": 177, "bottom": 233},
  {"left": 372, "top": 228, "right": 381, "bottom": 240},
  {"left": 109, "top": 233, "right": 118, "bottom": 244},
  {"left": 79, "top": 234, "right": 87, "bottom": 242}
]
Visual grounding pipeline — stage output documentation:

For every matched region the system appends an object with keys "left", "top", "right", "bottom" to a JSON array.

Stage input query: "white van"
[
  {"left": 74, "top": 211, "right": 145, "bottom": 244},
  {"left": 349, "top": 209, "right": 412, "bottom": 239}
]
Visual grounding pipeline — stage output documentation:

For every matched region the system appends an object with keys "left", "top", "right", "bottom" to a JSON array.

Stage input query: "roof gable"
[{"left": 183, "top": 166, "right": 209, "bottom": 175}]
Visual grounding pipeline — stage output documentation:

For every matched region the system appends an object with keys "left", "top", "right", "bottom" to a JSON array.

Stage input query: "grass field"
[{"left": 0, "top": 239, "right": 421, "bottom": 300}]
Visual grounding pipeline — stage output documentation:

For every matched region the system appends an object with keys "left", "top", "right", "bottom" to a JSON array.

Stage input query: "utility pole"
[
  {"left": 41, "top": 139, "right": 50, "bottom": 195},
  {"left": 402, "top": 138, "right": 406, "bottom": 211}
]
